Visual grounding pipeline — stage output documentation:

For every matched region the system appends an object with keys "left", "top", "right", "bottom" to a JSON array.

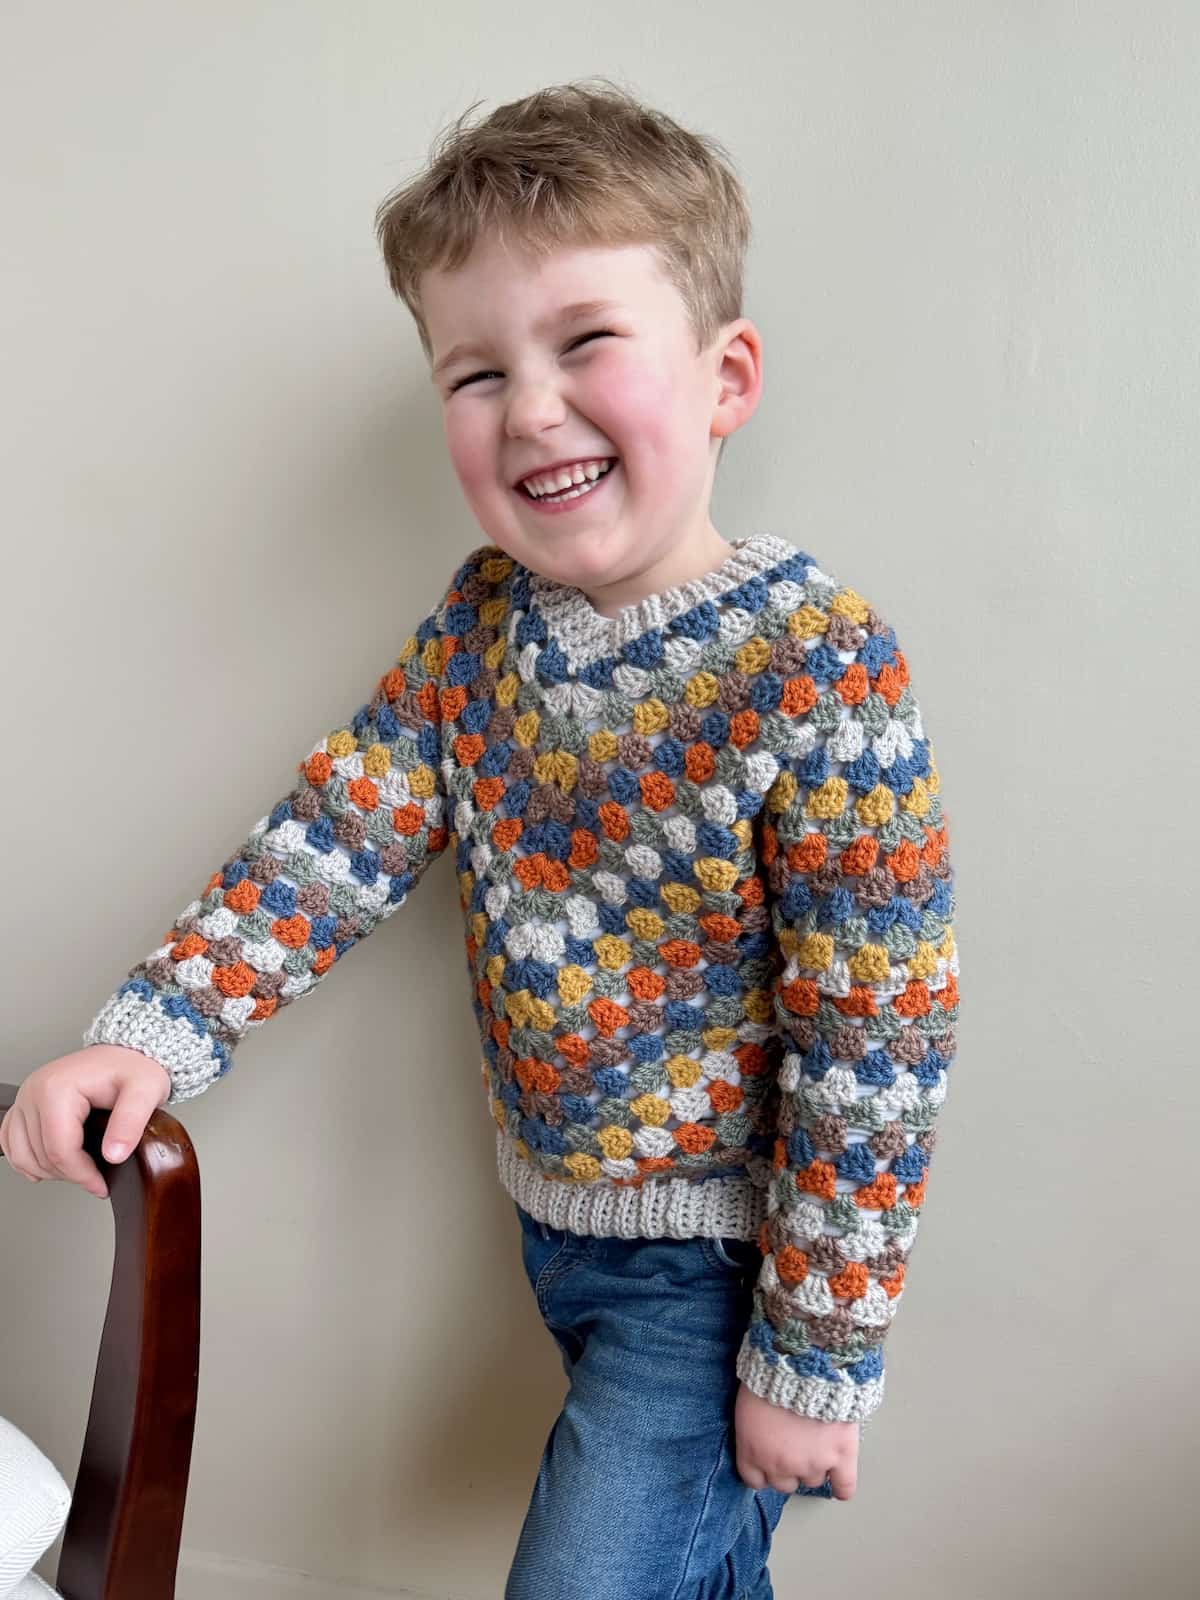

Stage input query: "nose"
[{"left": 504, "top": 378, "right": 568, "bottom": 440}]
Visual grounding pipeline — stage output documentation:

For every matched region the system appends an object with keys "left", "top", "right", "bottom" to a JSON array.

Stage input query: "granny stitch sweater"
[{"left": 83, "top": 532, "right": 959, "bottom": 1425}]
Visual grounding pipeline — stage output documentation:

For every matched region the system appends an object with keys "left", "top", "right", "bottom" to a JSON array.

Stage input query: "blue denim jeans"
[{"left": 504, "top": 1201, "right": 833, "bottom": 1600}]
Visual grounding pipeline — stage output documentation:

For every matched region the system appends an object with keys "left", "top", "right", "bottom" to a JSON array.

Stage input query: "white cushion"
[
  {"left": 0, "top": 1418, "right": 70, "bottom": 1600},
  {"left": 7, "top": 1575, "right": 60, "bottom": 1599}
]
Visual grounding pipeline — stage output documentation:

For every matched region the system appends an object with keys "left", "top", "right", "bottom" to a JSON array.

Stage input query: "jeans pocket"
[{"left": 515, "top": 1202, "right": 594, "bottom": 1300}]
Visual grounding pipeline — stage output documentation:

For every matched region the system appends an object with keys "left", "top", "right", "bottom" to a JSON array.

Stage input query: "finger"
[
  {"left": 21, "top": 1104, "right": 56, "bottom": 1181},
  {"left": 3, "top": 1109, "right": 45, "bottom": 1182},
  {"left": 40, "top": 1092, "right": 109, "bottom": 1197},
  {"left": 828, "top": 1462, "right": 857, "bottom": 1500}
]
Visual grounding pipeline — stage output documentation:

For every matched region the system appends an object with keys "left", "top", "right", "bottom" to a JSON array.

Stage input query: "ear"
[{"left": 709, "top": 318, "right": 763, "bottom": 440}]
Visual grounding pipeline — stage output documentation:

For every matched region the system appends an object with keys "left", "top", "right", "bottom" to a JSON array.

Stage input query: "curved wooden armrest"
[{"left": 0, "top": 1082, "right": 200, "bottom": 1600}]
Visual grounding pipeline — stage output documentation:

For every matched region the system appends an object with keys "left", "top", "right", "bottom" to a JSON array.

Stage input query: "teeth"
[{"left": 521, "top": 458, "right": 615, "bottom": 498}]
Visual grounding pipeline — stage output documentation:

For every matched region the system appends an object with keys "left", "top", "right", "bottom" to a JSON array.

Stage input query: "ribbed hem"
[
  {"left": 495, "top": 1126, "right": 768, "bottom": 1239},
  {"left": 735, "top": 1344, "right": 884, "bottom": 1427},
  {"left": 83, "top": 990, "right": 223, "bottom": 1105},
  {"left": 527, "top": 532, "right": 803, "bottom": 674}
]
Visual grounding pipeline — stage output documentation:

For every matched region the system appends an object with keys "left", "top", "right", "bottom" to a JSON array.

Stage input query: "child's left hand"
[{"left": 733, "top": 1381, "right": 860, "bottom": 1500}]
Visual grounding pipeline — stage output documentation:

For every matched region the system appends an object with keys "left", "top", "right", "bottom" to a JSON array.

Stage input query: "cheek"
[
  {"left": 603, "top": 362, "right": 688, "bottom": 465},
  {"left": 443, "top": 416, "right": 495, "bottom": 494}
]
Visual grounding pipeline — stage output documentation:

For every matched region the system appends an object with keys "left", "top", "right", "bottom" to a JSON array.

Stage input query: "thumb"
[{"left": 101, "top": 1085, "right": 160, "bottom": 1163}]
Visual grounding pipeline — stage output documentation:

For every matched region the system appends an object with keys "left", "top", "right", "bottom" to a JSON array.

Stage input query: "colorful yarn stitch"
[{"left": 84, "top": 532, "right": 959, "bottom": 1424}]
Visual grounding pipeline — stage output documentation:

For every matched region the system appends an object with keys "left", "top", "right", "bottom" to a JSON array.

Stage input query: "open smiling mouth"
[{"left": 515, "top": 459, "right": 619, "bottom": 513}]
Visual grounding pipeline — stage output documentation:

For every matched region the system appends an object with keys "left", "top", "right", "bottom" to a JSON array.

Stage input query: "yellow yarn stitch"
[
  {"left": 856, "top": 785, "right": 896, "bottom": 828},
  {"left": 629, "top": 1092, "right": 670, "bottom": 1126},
  {"left": 900, "top": 775, "right": 932, "bottom": 817},
  {"left": 665, "top": 1055, "right": 702, "bottom": 1087},
  {"left": 660, "top": 883, "right": 702, "bottom": 914},
  {"left": 513, "top": 711, "right": 540, "bottom": 747},
  {"left": 533, "top": 750, "right": 577, "bottom": 790},
  {"left": 735, "top": 636, "right": 772, "bottom": 674},
  {"left": 596, "top": 1125, "right": 634, "bottom": 1159},
  {"left": 684, "top": 671, "right": 720, "bottom": 708},
  {"left": 830, "top": 587, "right": 873, "bottom": 625},
  {"left": 848, "top": 944, "right": 891, "bottom": 983},
  {"left": 797, "top": 932, "right": 835, "bottom": 971},
  {"left": 694, "top": 858, "right": 739, "bottom": 892},
  {"left": 562, "top": 1152, "right": 602, "bottom": 1181},
  {"left": 625, "top": 908, "right": 666, "bottom": 940},
  {"left": 632, "top": 697, "right": 671, "bottom": 735},
  {"left": 805, "top": 776, "right": 848, "bottom": 820},
  {"left": 593, "top": 934, "right": 632, "bottom": 970},
  {"left": 557, "top": 965, "right": 593, "bottom": 1004},
  {"left": 786, "top": 604, "right": 830, "bottom": 640},
  {"left": 588, "top": 729, "right": 619, "bottom": 762}
]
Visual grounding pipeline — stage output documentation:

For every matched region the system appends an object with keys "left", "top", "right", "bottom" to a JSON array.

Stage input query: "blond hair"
[{"left": 373, "top": 77, "right": 752, "bottom": 367}]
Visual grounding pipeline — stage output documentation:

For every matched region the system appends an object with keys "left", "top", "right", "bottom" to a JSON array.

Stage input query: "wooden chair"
[{"left": 0, "top": 1082, "right": 200, "bottom": 1598}]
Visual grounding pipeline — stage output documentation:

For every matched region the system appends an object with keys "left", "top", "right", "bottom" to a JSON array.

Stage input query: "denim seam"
[{"left": 668, "top": 1418, "right": 730, "bottom": 1600}]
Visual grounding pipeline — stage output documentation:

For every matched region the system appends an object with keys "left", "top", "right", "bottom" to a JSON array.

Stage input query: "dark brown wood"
[{"left": 0, "top": 1083, "right": 200, "bottom": 1599}]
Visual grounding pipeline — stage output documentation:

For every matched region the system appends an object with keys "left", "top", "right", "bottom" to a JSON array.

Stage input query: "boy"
[{"left": 1, "top": 79, "right": 959, "bottom": 1598}]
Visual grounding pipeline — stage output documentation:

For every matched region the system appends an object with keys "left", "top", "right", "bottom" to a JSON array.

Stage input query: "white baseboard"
[{"left": 177, "top": 1547, "right": 468, "bottom": 1600}]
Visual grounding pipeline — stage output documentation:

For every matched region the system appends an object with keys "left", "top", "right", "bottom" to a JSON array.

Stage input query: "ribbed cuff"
[
  {"left": 735, "top": 1342, "right": 883, "bottom": 1426},
  {"left": 83, "top": 989, "right": 224, "bottom": 1105}
]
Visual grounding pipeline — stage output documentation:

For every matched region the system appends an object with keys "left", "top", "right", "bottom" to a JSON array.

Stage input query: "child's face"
[{"left": 421, "top": 231, "right": 760, "bottom": 613}]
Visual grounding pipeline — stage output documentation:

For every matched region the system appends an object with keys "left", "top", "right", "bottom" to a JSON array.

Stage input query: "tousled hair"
[{"left": 373, "top": 77, "right": 752, "bottom": 367}]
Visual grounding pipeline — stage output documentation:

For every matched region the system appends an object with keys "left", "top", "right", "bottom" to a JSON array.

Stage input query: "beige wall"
[{"left": 3, "top": 5, "right": 1197, "bottom": 1597}]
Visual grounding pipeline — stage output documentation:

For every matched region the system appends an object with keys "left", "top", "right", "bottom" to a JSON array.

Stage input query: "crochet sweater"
[{"left": 83, "top": 532, "right": 959, "bottom": 1425}]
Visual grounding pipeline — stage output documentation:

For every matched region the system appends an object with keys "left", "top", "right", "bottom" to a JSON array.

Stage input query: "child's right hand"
[{"left": 0, "top": 1045, "right": 173, "bottom": 1200}]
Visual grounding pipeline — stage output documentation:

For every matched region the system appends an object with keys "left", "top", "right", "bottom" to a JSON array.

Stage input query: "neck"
[{"left": 582, "top": 529, "right": 737, "bottom": 619}]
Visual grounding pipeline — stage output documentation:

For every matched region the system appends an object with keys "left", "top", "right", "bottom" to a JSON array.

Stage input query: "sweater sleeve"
[
  {"left": 734, "top": 572, "right": 960, "bottom": 1426},
  {"left": 81, "top": 574, "right": 470, "bottom": 1106}
]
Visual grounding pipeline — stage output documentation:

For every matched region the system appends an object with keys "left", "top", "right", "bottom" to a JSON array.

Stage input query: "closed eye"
[{"left": 448, "top": 330, "right": 614, "bottom": 393}]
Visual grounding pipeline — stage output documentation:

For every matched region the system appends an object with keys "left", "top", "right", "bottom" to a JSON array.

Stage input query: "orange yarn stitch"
[
  {"left": 673, "top": 1122, "right": 718, "bottom": 1154},
  {"left": 271, "top": 915, "right": 312, "bottom": 950},
  {"left": 780, "top": 674, "right": 818, "bottom": 715},
  {"left": 836, "top": 661, "right": 870, "bottom": 706},
  {"left": 568, "top": 829, "right": 598, "bottom": 868},
  {"left": 391, "top": 803, "right": 426, "bottom": 836},
  {"left": 839, "top": 835, "right": 878, "bottom": 875},
  {"left": 639, "top": 772, "right": 675, "bottom": 810},
  {"left": 211, "top": 961, "right": 257, "bottom": 999},
  {"left": 885, "top": 837, "right": 922, "bottom": 883},
  {"left": 684, "top": 742, "right": 715, "bottom": 782},
  {"left": 587, "top": 997, "right": 628, "bottom": 1037},
  {"left": 627, "top": 967, "right": 666, "bottom": 1001},
  {"left": 597, "top": 801, "right": 631, "bottom": 840},
  {"left": 347, "top": 776, "right": 379, "bottom": 810},
  {"left": 873, "top": 648, "right": 910, "bottom": 707},
  {"left": 786, "top": 832, "right": 828, "bottom": 872},
  {"left": 659, "top": 939, "right": 702, "bottom": 969},
  {"left": 707, "top": 1080, "right": 744, "bottom": 1114},
  {"left": 854, "top": 1173, "right": 897, "bottom": 1211}
]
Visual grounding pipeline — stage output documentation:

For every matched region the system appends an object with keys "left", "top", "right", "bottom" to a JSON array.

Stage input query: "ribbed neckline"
[{"left": 526, "top": 532, "right": 800, "bottom": 674}]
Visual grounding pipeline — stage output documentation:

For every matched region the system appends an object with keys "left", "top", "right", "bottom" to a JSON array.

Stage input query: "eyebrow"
[{"left": 430, "top": 299, "right": 624, "bottom": 381}]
